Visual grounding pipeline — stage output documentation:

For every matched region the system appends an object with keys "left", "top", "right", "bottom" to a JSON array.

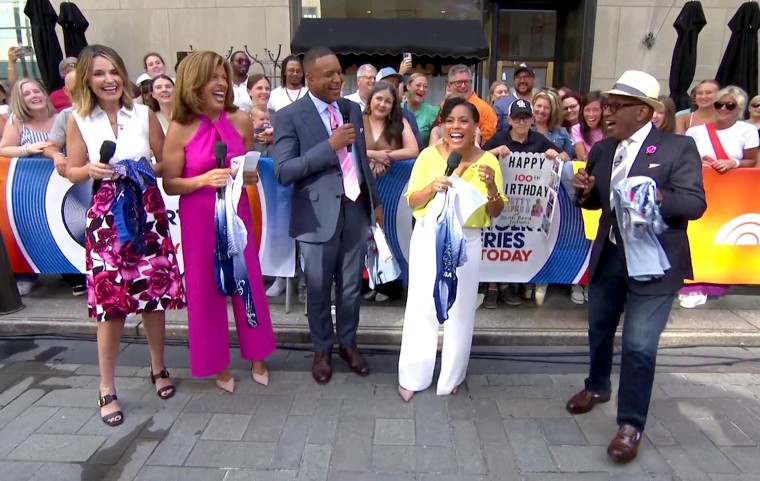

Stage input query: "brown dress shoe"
[
  {"left": 338, "top": 345, "right": 370, "bottom": 376},
  {"left": 312, "top": 351, "right": 332, "bottom": 384},
  {"left": 607, "top": 424, "right": 642, "bottom": 463},
  {"left": 565, "top": 389, "right": 611, "bottom": 415}
]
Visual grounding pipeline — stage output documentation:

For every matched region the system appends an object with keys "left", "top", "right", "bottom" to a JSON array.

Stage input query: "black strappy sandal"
[
  {"left": 98, "top": 391, "right": 124, "bottom": 427},
  {"left": 150, "top": 367, "right": 176, "bottom": 400}
]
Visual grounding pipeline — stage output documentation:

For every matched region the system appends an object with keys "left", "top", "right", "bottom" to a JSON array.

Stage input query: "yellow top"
[{"left": 405, "top": 146, "right": 506, "bottom": 228}]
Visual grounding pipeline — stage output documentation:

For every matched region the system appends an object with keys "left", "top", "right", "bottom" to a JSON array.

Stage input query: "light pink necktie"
[{"left": 327, "top": 103, "right": 361, "bottom": 201}]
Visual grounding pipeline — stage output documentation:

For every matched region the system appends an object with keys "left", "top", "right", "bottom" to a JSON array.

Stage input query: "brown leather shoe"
[
  {"left": 338, "top": 345, "right": 370, "bottom": 376},
  {"left": 312, "top": 351, "right": 332, "bottom": 385},
  {"left": 565, "top": 389, "right": 611, "bottom": 415},
  {"left": 607, "top": 424, "right": 642, "bottom": 463}
]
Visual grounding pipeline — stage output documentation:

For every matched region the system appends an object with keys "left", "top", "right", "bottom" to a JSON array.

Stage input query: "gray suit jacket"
[{"left": 273, "top": 94, "right": 382, "bottom": 243}]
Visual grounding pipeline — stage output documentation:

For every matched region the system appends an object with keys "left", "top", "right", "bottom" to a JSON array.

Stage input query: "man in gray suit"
[{"left": 274, "top": 47, "right": 383, "bottom": 384}]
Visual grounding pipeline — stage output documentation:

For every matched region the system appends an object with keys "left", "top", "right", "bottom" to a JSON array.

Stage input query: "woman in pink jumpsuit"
[{"left": 163, "top": 51, "right": 275, "bottom": 392}]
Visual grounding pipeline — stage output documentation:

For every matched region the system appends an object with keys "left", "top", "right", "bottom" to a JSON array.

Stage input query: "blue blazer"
[{"left": 273, "top": 94, "right": 382, "bottom": 243}]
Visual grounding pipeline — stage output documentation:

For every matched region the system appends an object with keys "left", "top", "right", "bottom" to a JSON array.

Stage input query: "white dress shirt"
[{"left": 345, "top": 91, "right": 366, "bottom": 112}]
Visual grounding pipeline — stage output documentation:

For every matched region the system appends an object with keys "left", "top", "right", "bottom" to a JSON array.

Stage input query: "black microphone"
[
  {"left": 92, "top": 140, "right": 117, "bottom": 194},
  {"left": 575, "top": 160, "right": 594, "bottom": 204},
  {"left": 214, "top": 141, "right": 227, "bottom": 199},
  {"left": 444, "top": 151, "right": 463, "bottom": 177},
  {"left": 336, "top": 98, "right": 353, "bottom": 153}
]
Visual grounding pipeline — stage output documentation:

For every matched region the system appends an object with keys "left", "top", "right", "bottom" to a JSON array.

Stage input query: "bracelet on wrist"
[{"left": 487, "top": 191, "right": 501, "bottom": 203}]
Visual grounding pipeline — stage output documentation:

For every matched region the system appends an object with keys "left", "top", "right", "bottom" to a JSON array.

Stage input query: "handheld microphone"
[
  {"left": 444, "top": 151, "right": 463, "bottom": 177},
  {"left": 575, "top": 160, "right": 594, "bottom": 204},
  {"left": 336, "top": 98, "right": 353, "bottom": 153},
  {"left": 214, "top": 141, "right": 227, "bottom": 199},
  {"left": 92, "top": 140, "right": 117, "bottom": 194}
]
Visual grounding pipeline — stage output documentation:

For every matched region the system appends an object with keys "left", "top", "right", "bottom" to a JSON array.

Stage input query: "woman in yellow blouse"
[{"left": 398, "top": 97, "right": 505, "bottom": 402}]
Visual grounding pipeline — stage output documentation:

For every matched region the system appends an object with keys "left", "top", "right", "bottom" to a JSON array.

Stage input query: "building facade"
[{"left": 0, "top": 0, "right": 751, "bottom": 95}]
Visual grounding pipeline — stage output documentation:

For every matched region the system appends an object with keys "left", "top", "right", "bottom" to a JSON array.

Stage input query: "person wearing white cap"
[{"left": 567, "top": 70, "right": 706, "bottom": 463}]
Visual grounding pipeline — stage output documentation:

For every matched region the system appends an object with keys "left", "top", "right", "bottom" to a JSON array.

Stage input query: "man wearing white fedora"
[{"left": 568, "top": 70, "right": 706, "bottom": 463}]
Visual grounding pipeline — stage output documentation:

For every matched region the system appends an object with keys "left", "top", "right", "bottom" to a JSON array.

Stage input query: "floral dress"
[{"left": 73, "top": 103, "right": 185, "bottom": 321}]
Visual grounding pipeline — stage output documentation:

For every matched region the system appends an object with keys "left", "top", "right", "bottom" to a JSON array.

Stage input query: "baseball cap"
[
  {"left": 509, "top": 99, "right": 533, "bottom": 118},
  {"left": 375, "top": 67, "right": 403, "bottom": 83},
  {"left": 59, "top": 57, "right": 77, "bottom": 77},
  {"left": 514, "top": 63, "right": 534, "bottom": 77}
]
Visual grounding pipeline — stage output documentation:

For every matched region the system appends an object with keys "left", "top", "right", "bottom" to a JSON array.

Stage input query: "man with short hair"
[
  {"left": 446, "top": 64, "right": 497, "bottom": 142},
  {"left": 345, "top": 63, "right": 377, "bottom": 111},
  {"left": 568, "top": 70, "right": 706, "bottom": 463},
  {"left": 494, "top": 63, "right": 537, "bottom": 133},
  {"left": 274, "top": 47, "right": 384, "bottom": 385},
  {"left": 230, "top": 50, "right": 253, "bottom": 111},
  {"left": 48, "top": 57, "right": 78, "bottom": 112}
]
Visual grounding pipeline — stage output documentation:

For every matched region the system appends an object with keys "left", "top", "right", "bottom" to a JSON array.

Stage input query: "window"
[
  {"left": 0, "top": 1, "right": 39, "bottom": 82},
  {"left": 299, "top": 0, "right": 482, "bottom": 21},
  {"left": 498, "top": 10, "right": 557, "bottom": 61}
]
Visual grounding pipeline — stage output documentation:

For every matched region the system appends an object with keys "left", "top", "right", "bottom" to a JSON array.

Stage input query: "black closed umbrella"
[
  {"left": 669, "top": 1, "right": 707, "bottom": 111},
  {"left": 716, "top": 1, "right": 760, "bottom": 103},
  {"left": 57, "top": 1, "right": 88, "bottom": 58},
  {"left": 24, "top": 0, "right": 63, "bottom": 93}
]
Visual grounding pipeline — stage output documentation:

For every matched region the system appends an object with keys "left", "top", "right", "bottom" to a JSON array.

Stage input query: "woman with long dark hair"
[
  {"left": 268, "top": 55, "right": 307, "bottom": 112},
  {"left": 571, "top": 90, "right": 604, "bottom": 161},
  {"left": 146, "top": 74, "right": 174, "bottom": 134},
  {"left": 363, "top": 81, "right": 419, "bottom": 178}
]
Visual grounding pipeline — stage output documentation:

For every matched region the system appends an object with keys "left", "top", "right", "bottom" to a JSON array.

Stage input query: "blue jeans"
[{"left": 585, "top": 240, "right": 674, "bottom": 431}]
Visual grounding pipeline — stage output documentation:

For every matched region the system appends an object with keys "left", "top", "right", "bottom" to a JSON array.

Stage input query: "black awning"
[{"left": 291, "top": 18, "right": 489, "bottom": 61}]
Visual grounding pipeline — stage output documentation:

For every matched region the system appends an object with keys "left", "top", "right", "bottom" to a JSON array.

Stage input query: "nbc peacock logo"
[{"left": 713, "top": 214, "right": 760, "bottom": 245}]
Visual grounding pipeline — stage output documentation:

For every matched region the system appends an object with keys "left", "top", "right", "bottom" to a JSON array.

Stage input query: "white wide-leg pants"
[{"left": 398, "top": 226, "right": 481, "bottom": 395}]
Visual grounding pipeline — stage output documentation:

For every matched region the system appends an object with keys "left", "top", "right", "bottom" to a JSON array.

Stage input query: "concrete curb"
[{"left": 0, "top": 317, "right": 759, "bottom": 347}]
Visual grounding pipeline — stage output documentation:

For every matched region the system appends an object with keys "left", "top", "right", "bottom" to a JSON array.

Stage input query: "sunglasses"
[
  {"left": 601, "top": 101, "right": 642, "bottom": 114},
  {"left": 752, "top": 103, "right": 760, "bottom": 108},
  {"left": 714, "top": 101, "right": 737, "bottom": 111}
]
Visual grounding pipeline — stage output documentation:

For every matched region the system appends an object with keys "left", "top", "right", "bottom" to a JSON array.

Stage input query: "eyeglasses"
[
  {"left": 562, "top": 104, "right": 579, "bottom": 111},
  {"left": 511, "top": 116, "right": 532, "bottom": 124},
  {"left": 235, "top": 58, "right": 251, "bottom": 65},
  {"left": 358, "top": 75, "right": 376, "bottom": 81},
  {"left": 714, "top": 101, "right": 737, "bottom": 111},
  {"left": 448, "top": 80, "right": 471, "bottom": 87},
  {"left": 752, "top": 103, "right": 760, "bottom": 108},
  {"left": 601, "top": 101, "right": 642, "bottom": 114},
  {"left": 514, "top": 74, "right": 533, "bottom": 81}
]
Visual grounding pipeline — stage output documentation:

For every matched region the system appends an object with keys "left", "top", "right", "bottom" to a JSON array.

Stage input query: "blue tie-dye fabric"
[{"left": 433, "top": 192, "right": 467, "bottom": 324}]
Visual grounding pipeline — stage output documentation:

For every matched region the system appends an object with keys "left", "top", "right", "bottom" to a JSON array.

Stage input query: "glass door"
[{"left": 496, "top": 9, "right": 557, "bottom": 89}]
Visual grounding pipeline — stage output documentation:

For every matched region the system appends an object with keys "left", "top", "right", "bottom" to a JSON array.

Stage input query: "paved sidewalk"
[
  {"left": 2, "top": 340, "right": 760, "bottom": 480},
  {"left": 4, "top": 277, "right": 760, "bottom": 346}
]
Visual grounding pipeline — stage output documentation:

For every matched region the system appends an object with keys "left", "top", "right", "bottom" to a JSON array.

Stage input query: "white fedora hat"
[{"left": 602, "top": 70, "right": 664, "bottom": 111}]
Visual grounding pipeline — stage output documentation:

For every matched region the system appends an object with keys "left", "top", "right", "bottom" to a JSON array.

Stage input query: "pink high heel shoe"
[
  {"left": 398, "top": 385, "right": 415, "bottom": 403},
  {"left": 215, "top": 375, "right": 235, "bottom": 393}
]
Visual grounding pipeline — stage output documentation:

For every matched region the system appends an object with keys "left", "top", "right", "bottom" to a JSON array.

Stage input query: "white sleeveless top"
[{"left": 72, "top": 103, "right": 151, "bottom": 165}]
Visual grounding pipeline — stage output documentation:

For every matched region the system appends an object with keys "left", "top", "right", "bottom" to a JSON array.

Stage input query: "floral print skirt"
[{"left": 85, "top": 182, "right": 186, "bottom": 322}]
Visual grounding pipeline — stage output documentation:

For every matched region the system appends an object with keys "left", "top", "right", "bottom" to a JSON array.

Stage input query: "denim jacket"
[{"left": 532, "top": 125, "right": 575, "bottom": 158}]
